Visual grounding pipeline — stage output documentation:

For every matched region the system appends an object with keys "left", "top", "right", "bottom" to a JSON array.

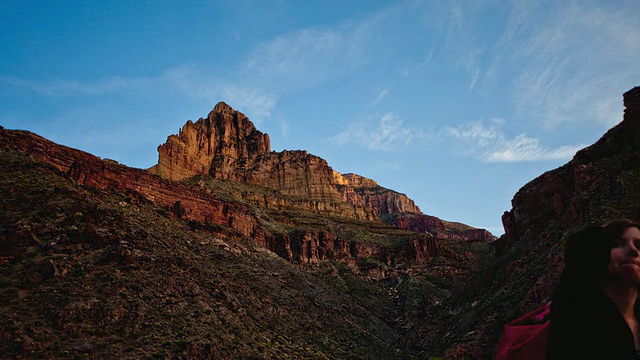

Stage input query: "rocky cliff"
[
  {"left": 0, "top": 127, "right": 465, "bottom": 274},
  {"left": 150, "top": 102, "right": 271, "bottom": 181},
  {"left": 0, "top": 100, "right": 497, "bottom": 359},
  {"left": 334, "top": 172, "right": 421, "bottom": 215},
  {"left": 150, "top": 103, "right": 429, "bottom": 221},
  {"left": 0, "top": 145, "right": 415, "bottom": 359},
  {"left": 500, "top": 86, "right": 640, "bottom": 252},
  {"left": 0, "top": 129, "right": 264, "bottom": 239},
  {"left": 391, "top": 213, "right": 495, "bottom": 242}
]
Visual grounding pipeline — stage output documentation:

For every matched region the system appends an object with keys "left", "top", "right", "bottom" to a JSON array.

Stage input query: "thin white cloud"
[
  {"left": 330, "top": 113, "right": 433, "bottom": 152},
  {"left": 411, "top": 1, "right": 487, "bottom": 90},
  {"left": 493, "top": 1, "right": 640, "bottom": 128},
  {"left": 218, "top": 86, "right": 276, "bottom": 120},
  {"left": 239, "top": 4, "right": 399, "bottom": 92},
  {"left": 446, "top": 119, "right": 584, "bottom": 162},
  {"left": 243, "top": 28, "right": 347, "bottom": 85},
  {"left": 368, "top": 88, "right": 391, "bottom": 107}
]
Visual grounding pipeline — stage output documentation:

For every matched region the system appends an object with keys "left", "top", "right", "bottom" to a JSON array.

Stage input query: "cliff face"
[
  {"left": 500, "top": 86, "right": 640, "bottom": 251},
  {"left": 0, "top": 129, "right": 264, "bottom": 239},
  {"left": 247, "top": 150, "right": 341, "bottom": 201},
  {"left": 264, "top": 229, "right": 459, "bottom": 271},
  {"left": 150, "top": 103, "right": 339, "bottom": 201},
  {"left": 391, "top": 213, "right": 495, "bottom": 242},
  {"left": 0, "top": 146, "right": 416, "bottom": 360},
  {"left": 333, "top": 172, "right": 421, "bottom": 215},
  {"left": 150, "top": 103, "right": 426, "bottom": 220},
  {"left": 150, "top": 102, "right": 271, "bottom": 181}
]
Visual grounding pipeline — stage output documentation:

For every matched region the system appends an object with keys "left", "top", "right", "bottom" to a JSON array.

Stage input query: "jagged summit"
[
  {"left": 212, "top": 101, "right": 234, "bottom": 113},
  {"left": 145, "top": 102, "right": 493, "bottom": 240},
  {"left": 150, "top": 102, "right": 428, "bottom": 221},
  {"left": 149, "top": 102, "right": 271, "bottom": 181}
]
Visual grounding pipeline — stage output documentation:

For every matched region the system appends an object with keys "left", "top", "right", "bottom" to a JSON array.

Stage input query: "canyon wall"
[
  {"left": 150, "top": 103, "right": 427, "bottom": 220},
  {"left": 0, "top": 128, "right": 454, "bottom": 273}
]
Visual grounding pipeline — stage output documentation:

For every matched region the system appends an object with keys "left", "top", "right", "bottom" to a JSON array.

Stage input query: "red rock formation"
[
  {"left": 263, "top": 228, "right": 461, "bottom": 275},
  {"left": 334, "top": 172, "right": 421, "bottom": 215},
  {"left": 500, "top": 86, "right": 640, "bottom": 249},
  {"left": 0, "top": 129, "right": 264, "bottom": 240},
  {"left": 0, "top": 127, "right": 458, "bottom": 275},
  {"left": 391, "top": 213, "right": 495, "bottom": 242},
  {"left": 150, "top": 102, "right": 270, "bottom": 181},
  {"left": 624, "top": 86, "right": 640, "bottom": 113},
  {"left": 151, "top": 103, "right": 422, "bottom": 219}
]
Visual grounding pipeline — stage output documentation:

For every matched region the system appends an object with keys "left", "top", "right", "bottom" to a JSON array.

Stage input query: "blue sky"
[{"left": 1, "top": 0, "right": 639, "bottom": 235}]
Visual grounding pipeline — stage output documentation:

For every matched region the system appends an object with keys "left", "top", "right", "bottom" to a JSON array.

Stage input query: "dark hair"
[
  {"left": 560, "top": 224, "right": 609, "bottom": 288},
  {"left": 602, "top": 218, "right": 640, "bottom": 247},
  {"left": 560, "top": 219, "right": 640, "bottom": 288}
]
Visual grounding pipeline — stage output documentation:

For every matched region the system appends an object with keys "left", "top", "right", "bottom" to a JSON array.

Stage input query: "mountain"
[
  {"left": 147, "top": 101, "right": 486, "bottom": 241},
  {"left": 0, "top": 104, "right": 493, "bottom": 359},
  {"left": 4, "top": 86, "right": 636, "bottom": 359}
]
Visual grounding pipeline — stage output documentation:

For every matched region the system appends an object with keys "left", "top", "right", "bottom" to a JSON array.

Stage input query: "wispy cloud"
[
  {"left": 368, "top": 88, "right": 390, "bottom": 107},
  {"left": 239, "top": 4, "right": 399, "bottom": 92},
  {"left": 494, "top": 1, "right": 640, "bottom": 128},
  {"left": 446, "top": 119, "right": 584, "bottom": 162},
  {"left": 330, "top": 113, "right": 434, "bottom": 152},
  {"left": 243, "top": 29, "right": 347, "bottom": 85},
  {"left": 218, "top": 86, "right": 276, "bottom": 120}
]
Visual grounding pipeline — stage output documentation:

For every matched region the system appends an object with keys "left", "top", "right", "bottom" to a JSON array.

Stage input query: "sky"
[{"left": 1, "top": 0, "right": 639, "bottom": 236}]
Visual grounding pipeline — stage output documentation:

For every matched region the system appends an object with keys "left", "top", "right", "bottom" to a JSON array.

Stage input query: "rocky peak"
[
  {"left": 390, "top": 213, "right": 495, "bottom": 242},
  {"left": 149, "top": 103, "right": 270, "bottom": 181},
  {"left": 150, "top": 103, "right": 427, "bottom": 218},
  {"left": 212, "top": 101, "right": 235, "bottom": 114}
]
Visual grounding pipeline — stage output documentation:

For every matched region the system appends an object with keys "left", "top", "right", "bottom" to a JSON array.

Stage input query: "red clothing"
[{"left": 496, "top": 303, "right": 550, "bottom": 360}]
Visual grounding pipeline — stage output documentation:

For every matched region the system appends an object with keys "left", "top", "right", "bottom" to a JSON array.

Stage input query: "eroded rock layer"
[
  {"left": 150, "top": 102, "right": 271, "bottom": 181},
  {"left": 391, "top": 213, "right": 495, "bottom": 242},
  {"left": 0, "top": 128, "right": 459, "bottom": 272},
  {"left": 150, "top": 103, "right": 433, "bottom": 221}
]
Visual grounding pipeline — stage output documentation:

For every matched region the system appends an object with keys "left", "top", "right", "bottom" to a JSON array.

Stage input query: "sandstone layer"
[{"left": 150, "top": 102, "right": 270, "bottom": 181}]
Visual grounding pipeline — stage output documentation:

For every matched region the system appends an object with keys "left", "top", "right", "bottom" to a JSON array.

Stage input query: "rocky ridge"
[
  {"left": 391, "top": 213, "right": 495, "bottom": 242},
  {"left": 150, "top": 103, "right": 487, "bottom": 240},
  {"left": 0, "top": 127, "right": 463, "bottom": 275}
]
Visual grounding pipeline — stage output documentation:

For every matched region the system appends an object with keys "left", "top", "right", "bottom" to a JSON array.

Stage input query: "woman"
[{"left": 547, "top": 219, "right": 640, "bottom": 359}]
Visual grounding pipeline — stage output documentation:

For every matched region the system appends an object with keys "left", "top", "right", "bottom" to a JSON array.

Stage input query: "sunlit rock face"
[
  {"left": 333, "top": 172, "right": 422, "bottom": 215},
  {"left": 0, "top": 127, "right": 460, "bottom": 271},
  {"left": 150, "top": 102, "right": 271, "bottom": 181},
  {"left": 151, "top": 103, "right": 343, "bottom": 202},
  {"left": 0, "top": 128, "right": 264, "bottom": 239},
  {"left": 150, "top": 102, "right": 422, "bottom": 218}
]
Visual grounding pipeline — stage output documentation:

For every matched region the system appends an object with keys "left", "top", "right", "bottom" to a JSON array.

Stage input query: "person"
[{"left": 546, "top": 219, "right": 640, "bottom": 359}]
